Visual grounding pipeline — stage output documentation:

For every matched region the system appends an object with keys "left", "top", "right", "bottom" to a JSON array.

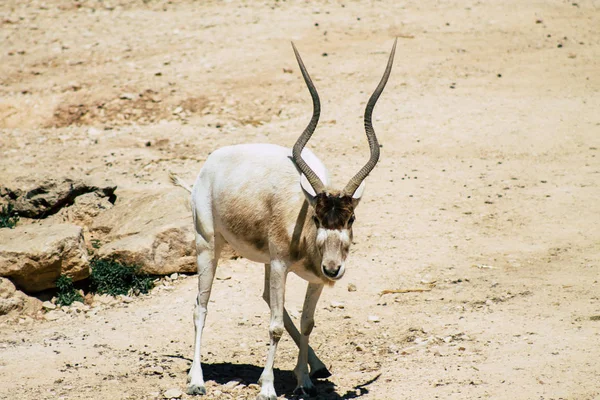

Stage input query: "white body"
[
  {"left": 182, "top": 143, "right": 344, "bottom": 399},
  {"left": 193, "top": 143, "right": 329, "bottom": 281}
]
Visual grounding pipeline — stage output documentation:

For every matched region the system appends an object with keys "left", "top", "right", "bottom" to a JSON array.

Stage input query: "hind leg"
[{"left": 187, "top": 231, "right": 224, "bottom": 395}]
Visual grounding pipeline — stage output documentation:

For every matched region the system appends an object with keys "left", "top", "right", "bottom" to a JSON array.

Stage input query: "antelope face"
[{"left": 313, "top": 193, "right": 356, "bottom": 281}]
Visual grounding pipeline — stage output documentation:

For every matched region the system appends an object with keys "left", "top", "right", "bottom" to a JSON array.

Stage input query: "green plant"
[
  {"left": 55, "top": 275, "right": 83, "bottom": 306},
  {"left": 0, "top": 203, "right": 19, "bottom": 229},
  {"left": 90, "top": 258, "right": 154, "bottom": 296}
]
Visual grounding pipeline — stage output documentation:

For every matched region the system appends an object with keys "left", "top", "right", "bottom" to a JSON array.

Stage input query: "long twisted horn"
[
  {"left": 291, "top": 42, "right": 326, "bottom": 195},
  {"left": 343, "top": 38, "right": 397, "bottom": 196}
]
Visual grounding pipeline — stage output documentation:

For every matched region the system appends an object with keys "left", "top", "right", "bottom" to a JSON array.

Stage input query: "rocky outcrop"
[
  {"left": 0, "top": 277, "right": 42, "bottom": 318},
  {"left": 0, "top": 224, "right": 89, "bottom": 292},
  {"left": 0, "top": 178, "right": 116, "bottom": 219},
  {"left": 93, "top": 189, "right": 196, "bottom": 275}
]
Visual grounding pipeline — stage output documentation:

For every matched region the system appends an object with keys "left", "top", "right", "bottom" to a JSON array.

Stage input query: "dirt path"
[{"left": 1, "top": 0, "right": 599, "bottom": 399}]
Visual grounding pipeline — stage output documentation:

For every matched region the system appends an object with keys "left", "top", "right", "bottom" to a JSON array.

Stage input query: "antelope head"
[{"left": 291, "top": 40, "right": 397, "bottom": 282}]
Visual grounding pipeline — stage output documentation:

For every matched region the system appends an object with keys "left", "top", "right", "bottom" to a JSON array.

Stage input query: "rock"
[
  {"left": 169, "top": 273, "right": 178, "bottom": 280},
  {"left": 48, "top": 192, "right": 114, "bottom": 226},
  {"left": 367, "top": 315, "right": 381, "bottom": 323},
  {"left": 347, "top": 283, "right": 357, "bottom": 292},
  {"left": 0, "top": 277, "right": 42, "bottom": 317},
  {"left": 94, "top": 189, "right": 196, "bottom": 275},
  {"left": 146, "top": 365, "right": 164, "bottom": 375},
  {"left": 42, "top": 301, "right": 57, "bottom": 310},
  {"left": 0, "top": 178, "right": 116, "bottom": 219},
  {"left": 163, "top": 388, "right": 183, "bottom": 399},
  {"left": 0, "top": 224, "right": 89, "bottom": 292},
  {"left": 330, "top": 301, "right": 345, "bottom": 309},
  {"left": 223, "top": 380, "right": 241, "bottom": 389},
  {"left": 44, "top": 310, "right": 62, "bottom": 321}
]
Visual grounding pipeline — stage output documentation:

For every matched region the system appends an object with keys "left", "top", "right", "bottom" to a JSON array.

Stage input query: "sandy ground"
[{"left": 1, "top": 0, "right": 599, "bottom": 399}]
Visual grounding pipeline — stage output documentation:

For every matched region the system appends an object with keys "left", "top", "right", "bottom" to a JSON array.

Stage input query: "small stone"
[
  {"left": 120, "top": 295, "right": 134, "bottom": 303},
  {"left": 443, "top": 336, "right": 453, "bottom": 343},
  {"left": 485, "top": 299, "right": 494, "bottom": 306},
  {"left": 248, "top": 384, "right": 260, "bottom": 390},
  {"left": 212, "top": 390, "right": 223, "bottom": 397},
  {"left": 330, "top": 301, "right": 345, "bottom": 309},
  {"left": 163, "top": 388, "right": 182, "bottom": 399},
  {"left": 120, "top": 93, "right": 135, "bottom": 100},
  {"left": 44, "top": 311, "right": 62, "bottom": 321},
  {"left": 147, "top": 365, "right": 164, "bottom": 375},
  {"left": 172, "top": 106, "right": 183, "bottom": 115},
  {"left": 170, "top": 273, "right": 179, "bottom": 280},
  {"left": 42, "top": 301, "right": 57, "bottom": 310},
  {"left": 367, "top": 315, "right": 380, "bottom": 323},
  {"left": 223, "top": 379, "right": 241, "bottom": 389},
  {"left": 347, "top": 283, "right": 357, "bottom": 292},
  {"left": 355, "top": 343, "right": 365, "bottom": 351}
]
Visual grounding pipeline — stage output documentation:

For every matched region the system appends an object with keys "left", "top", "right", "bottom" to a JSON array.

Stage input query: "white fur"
[{"left": 172, "top": 143, "right": 362, "bottom": 399}]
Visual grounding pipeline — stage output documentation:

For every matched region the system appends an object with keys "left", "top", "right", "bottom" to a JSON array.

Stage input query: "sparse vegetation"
[
  {"left": 0, "top": 203, "right": 20, "bottom": 229},
  {"left": 90, "top": 258, "right": 154, "bottom": 296},
  {"left": 55, "top": 275, "right": 83, "bottom": 306}
]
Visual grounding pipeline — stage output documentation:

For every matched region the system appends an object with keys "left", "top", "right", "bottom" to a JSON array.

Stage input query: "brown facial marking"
[{"left": 314, "top": 193, "right": 355, "bottom": 230}]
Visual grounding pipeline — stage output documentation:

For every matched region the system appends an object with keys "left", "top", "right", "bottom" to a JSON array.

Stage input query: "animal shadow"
[{"left": 202, "top": 362, "right": 380, "bottom": 399}]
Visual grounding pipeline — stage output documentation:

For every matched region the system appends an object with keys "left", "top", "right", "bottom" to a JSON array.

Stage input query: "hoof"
[
  {"left": 293, "top": 385, "right": 318, "bottom": 398},
  {"left": 310, "top": 367, "right": 331, "bottom": 380},
  {"left": 186, "top": 384, "right": 207, "bottom": 396}
]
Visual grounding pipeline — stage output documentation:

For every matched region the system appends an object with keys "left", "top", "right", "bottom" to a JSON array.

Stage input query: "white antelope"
[{"left": 171, "top": 39, "right": 396, "bottom": 399}]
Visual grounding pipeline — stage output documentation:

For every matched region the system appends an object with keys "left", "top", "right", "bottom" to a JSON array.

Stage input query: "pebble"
[
  {"left": 42, "top": 301, "right": 56, "bottom": 310},
  {"left": 170, "top": 273, "right": 179, "bottom": 280},
  {"left": 347, "top": 283, "right": 357, "bottom": 292},
  {"left": 223, "top": 380, "right": 241, "bottom": 389},
  {"left": 147, "top": 365, "right": 164, "bottom": 375},
  {"left": 367, "top": 315, "right": 381, "bottom": 323},
  {"left": 163, "top": 388, "right": 183, "bottom": 399},
  {"left": 330, "top": 301, "right": 345, "bottom": 309},
  {"left": 44, "top": 311, "right": 62, "bottom": 321}
]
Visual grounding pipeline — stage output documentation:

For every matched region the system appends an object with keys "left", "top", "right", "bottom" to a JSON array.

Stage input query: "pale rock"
[
  {"left": 347, "top": 283, "right": 357, "bottom": 292},
  {"left": 367, "top": 315, "right": 381, "bottom": 323},
  {"left": 0, "top": 277, "right": 42, "bottom": 317},
  {"left": 42, "top": 301, "right": 57, "bottom": 310},
  {"left": 147, "top": 365, "right": 164, "bottom": 375},
  {"left": 0, "top": 224, "right": 89, "bottom": 292},
  {"left": 94, "top": 189, "right": 196, "bottom": 275},
  {"left": 223, "top": 379, "right": 241, "bottom": 389},
  {"left": 330, "top": 301, "right": 345, "bottom": 309},
  {"left": 169, "top": 273, "right": 178, "bottom": 280},
  {"left": 44, "top": 310, "right": 62, "bottom": 321},
  {"left": 2, "top": 178, "right": 115, "bottom": 219},
  {"left": 163, "top": 388, "right": 182, "bottom": 399}
]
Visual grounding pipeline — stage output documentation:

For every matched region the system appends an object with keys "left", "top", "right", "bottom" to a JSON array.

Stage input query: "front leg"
[
  {"left": 257, "top": 260, "right": 288, "bottom": 400},
  {"left": 293, "top": 282, "right": 324, "bottom": 397}
]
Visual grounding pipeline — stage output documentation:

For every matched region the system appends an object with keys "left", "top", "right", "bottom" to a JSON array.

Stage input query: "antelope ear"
[
  {"left": 351, "top": 180, "right": 366, "bottom": 208},
  {"left": 300, "top": 174, "right": 317, "bottom": 206}
]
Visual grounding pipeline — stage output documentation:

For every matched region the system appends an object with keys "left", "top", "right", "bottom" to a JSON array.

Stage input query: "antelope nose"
[{"left": 323, "top": 264, "right": 341, "bottom": 278}]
